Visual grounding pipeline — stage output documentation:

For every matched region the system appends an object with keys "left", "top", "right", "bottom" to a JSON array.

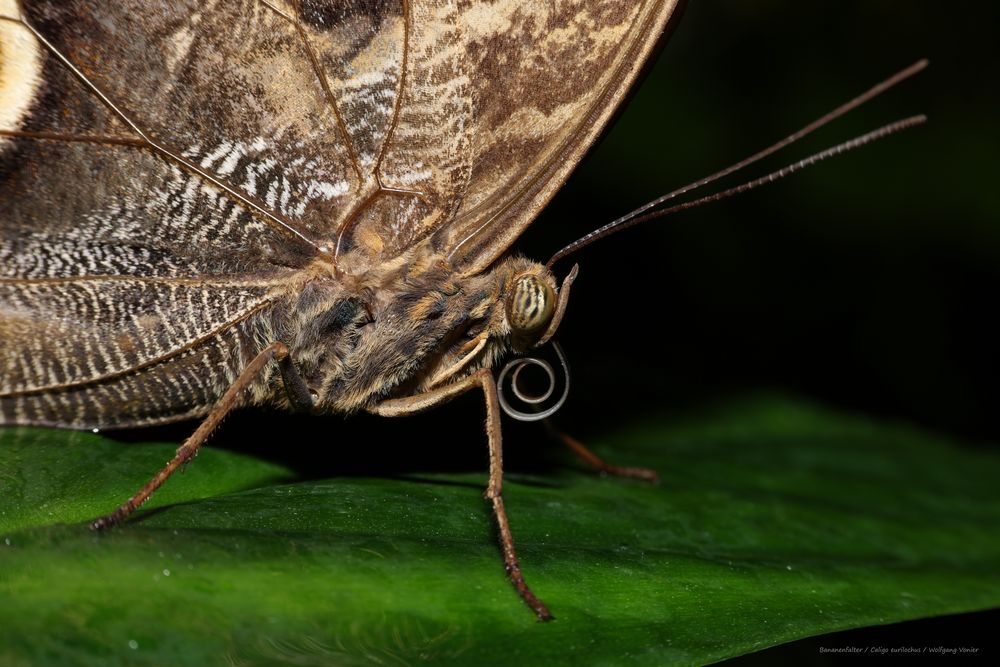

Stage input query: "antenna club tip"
[{"left": 900, "top": 59, "right": 929, "bottom": 79}]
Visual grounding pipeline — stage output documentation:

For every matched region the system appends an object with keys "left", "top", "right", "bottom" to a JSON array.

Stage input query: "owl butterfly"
[{"left": 0, "top": 0, "right": 924, "bottom": 620}]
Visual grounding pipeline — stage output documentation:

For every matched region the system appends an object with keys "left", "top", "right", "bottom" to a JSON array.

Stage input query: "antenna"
[{"left": 546, "top": 60, "right": 928, "bottom": 269}]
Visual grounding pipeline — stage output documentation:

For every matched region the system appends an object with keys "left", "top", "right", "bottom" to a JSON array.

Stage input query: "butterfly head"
[
  {"left": 414, "top": 256, "right": 576, "bottom": 394},
  {"left": 502, "top": 261, "right": 578, "bottom": 353}
]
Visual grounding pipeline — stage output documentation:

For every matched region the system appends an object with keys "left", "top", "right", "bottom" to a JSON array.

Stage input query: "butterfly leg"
[
  {"left": 277, "top": 350, "right": 316, "bottom": 412},
  {"left": 545, "top": 420, "right": 659, "bottom": 483},
  {"left": 90, "top": 341, "right": 291, "bottom": 530},
  {"left": 371, "top": 370, "right": 554, "bottom": 621}
]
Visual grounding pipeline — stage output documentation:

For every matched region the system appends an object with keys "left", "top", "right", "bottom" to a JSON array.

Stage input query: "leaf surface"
[{"left": 1, "top": 398, "right": 998, "bottom": 666}]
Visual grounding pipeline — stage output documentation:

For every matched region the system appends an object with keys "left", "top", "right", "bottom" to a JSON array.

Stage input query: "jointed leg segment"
[
  {"left": 90, "top": 341, "right": 290, "bottom": 530},
  {"left": 92, "top": 345, "right": 553, "bottom": 620},
  {"left": 546, "top": 420, "right": 659, "bottom": 483},
  {"left": 372, "top": 370, "right": 554, "bottom": 621}
]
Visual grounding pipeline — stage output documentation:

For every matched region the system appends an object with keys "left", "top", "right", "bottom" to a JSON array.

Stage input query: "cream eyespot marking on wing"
[{"left": 0, "top": 2, "right": 43, "bottom": 147}]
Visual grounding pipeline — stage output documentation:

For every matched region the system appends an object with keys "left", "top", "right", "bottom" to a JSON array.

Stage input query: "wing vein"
[
  {"left": 0, "top": 129, "right": 146, "bottom": 147},
  {"left": 373, "top": 0, "right": 410, "bottom": 179},
  {"left": 258, "top": 0, "right": 365, "bottom": 183},
  {"left": 0, "top": 274, "right": 293, "bottom": 287},
  {"left": 7, "top": 11, "right": 324, "bottom": 255},
  {"left": 0, "top": 298, "right": 276, "bottom": 398}
]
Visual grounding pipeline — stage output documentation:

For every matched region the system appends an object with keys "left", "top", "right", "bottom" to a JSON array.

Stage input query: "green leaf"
[{"left": 1, "top": 397, "right": 999, "bottom": 666}]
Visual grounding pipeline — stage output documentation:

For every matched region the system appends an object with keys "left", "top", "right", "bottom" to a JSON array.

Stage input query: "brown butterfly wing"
[
  {"left": 428, "top": 0, "right": 684, "bottom": 275},
  {"left": 0, "top": 0, "right": 335, "bottom": 425},
  {"left": 0, "top": 0, "right": 680, "bottom": 427},
  {"left": 338, "top": 0, "right": 684, "bottom": 271}
]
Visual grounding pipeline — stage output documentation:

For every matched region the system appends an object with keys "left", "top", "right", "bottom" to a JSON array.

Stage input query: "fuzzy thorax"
[{"left": 255, "top": 254, "right": 559, "bottom": 414}]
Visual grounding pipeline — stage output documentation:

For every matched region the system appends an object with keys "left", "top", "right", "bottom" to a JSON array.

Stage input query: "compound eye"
[{"left": 507, "top": 274, "right": 555, "bottom": 336}]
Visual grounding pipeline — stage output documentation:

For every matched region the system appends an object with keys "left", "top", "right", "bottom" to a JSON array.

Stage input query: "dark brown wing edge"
[{"left": 443, "top": 0, "right": 686, "bottom": 277}]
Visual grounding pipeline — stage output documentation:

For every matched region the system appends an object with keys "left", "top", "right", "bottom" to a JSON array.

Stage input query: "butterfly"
[{"left": 0, "top": 0, "right": 690, "bottom": 620}]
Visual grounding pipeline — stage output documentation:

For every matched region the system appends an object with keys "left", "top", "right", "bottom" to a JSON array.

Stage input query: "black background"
[
  {"left": 523, "top": 0, "right": 999, "bottom": 661},
  {"left": 522, "top": 0, "right": 999, "bottom": 446},
  {"left": 139, "top": 0, "right": 999, "bottom": 662}
]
